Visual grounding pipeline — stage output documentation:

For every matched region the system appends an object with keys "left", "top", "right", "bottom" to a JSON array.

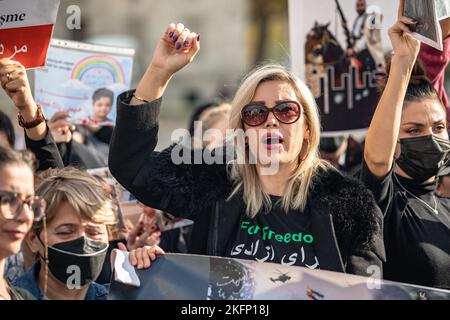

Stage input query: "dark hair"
[
  {"left": 0, "top": 145, "right": 35, "bottom": 172},
  {"left": 188, "top": 98, "right": 226, "bottom": 136},
  {"left": 0, "top": 110, "right": 15, "bottom": 147},
  {"left": 319, "top": 136, "right": 346, "bottom": 153},
  {"left": 92, "top": 88, "right": 114, "bottom": 104},
  {"left": 381, "top": 60, "right": 444, "bottom": 112}
]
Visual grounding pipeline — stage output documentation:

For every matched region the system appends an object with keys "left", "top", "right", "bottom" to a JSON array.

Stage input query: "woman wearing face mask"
[
  {"left": 0, "top": 146, "right": 44, "bottom": 300},
  {"left": 109, "top": 23, "right": 384, "bottom": 275},
  {"left": 13, "top": 167, "right": 164, "bottom": 300},
  {"left": 362, "top": 11, "right": 450, "bottom": 288}
]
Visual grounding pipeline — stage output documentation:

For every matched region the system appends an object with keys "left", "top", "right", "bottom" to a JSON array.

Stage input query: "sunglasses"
[{"left": 241, "top": 101, "right": 302, "bottom": 127}]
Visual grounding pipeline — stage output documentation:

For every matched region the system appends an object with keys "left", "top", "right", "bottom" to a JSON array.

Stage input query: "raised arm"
[
  {"left": 364, "top": 16, "right": 421, "bottom": 178},
  {"left": 0, "top": 59, "right": 64, "bottom": 170},
  {"left": 109, "top": 24, "right": 229, "bottom": 218},
  {"left": 131, "top": 23, "right": 200, "bottom": 105}
]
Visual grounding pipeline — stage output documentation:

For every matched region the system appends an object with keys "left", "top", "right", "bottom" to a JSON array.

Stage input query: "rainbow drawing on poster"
[{"left": 71, "top": 55, "right": 126, "bottom": 84}]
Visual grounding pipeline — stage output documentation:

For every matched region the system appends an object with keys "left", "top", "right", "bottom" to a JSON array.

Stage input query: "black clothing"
[
  {"left": 24, "top": 128, "right": 64, "bottom": 171},
  {"left": 59, "top": 140, "right": 106, "bottom": 169},
  {"left": 227, "top": 196, "right": 319, "bottom": 268},
  {"left": 361, "top": 161, "right": 450, "bottom": 289},
  {"left": 109, "top": 90, "right": 385, "bottom": 277}
]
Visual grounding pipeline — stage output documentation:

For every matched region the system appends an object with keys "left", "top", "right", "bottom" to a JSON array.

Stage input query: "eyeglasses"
[
  {"left": 241, "top": 101, "right": 302, "bottom": 127},
  {"left": 0, "top": 191, "right": 46, "bottom": 221}
]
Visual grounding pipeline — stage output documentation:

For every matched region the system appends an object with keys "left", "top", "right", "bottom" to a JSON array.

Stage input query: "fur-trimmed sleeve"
[
  {"left": 109, "top": 90, "right": 231, "bottom": 218},
  {"left": 311, "top": 169, "right": 386, "bottom": 277},
  {"left": 332, "top": 176, "right": 386, "bottom": 277}
]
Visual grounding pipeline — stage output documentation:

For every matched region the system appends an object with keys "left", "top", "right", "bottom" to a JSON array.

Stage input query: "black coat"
[{"left": 109, "top": 90, "right": 386, "bottom": 277}]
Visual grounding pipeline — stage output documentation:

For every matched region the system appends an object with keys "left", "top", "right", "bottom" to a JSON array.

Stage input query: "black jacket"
[
  {"left": 25, "top": 128, "right": 64, "bottom": 171},
  {"left": 109, "top": 90, "right": 386, "bottom": 277}
]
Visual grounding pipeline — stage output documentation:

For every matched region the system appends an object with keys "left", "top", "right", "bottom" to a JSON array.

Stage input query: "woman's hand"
[
  {"left": 48, "top": 111, "right": 75, "bottom": 143},
  {"left": 117, "top": 242, "right": 165, "bottom": 269},
  {"left": 0, "top": 59, "right": 47, "bottom": 140},
  {"left": 132, "top": 23, "right": 200, "bottom": 104},
  {"left": 388, "top": 16, "right": 420, "bottom": 65},
  {"left": 0, "top": 59, "right": 37, "bottom": 114},
  {"left": 150, "top": 23, "right": 200, "bottom": 79}
]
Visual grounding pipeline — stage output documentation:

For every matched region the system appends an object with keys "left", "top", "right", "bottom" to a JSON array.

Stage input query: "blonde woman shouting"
[{"left": 109, "top": 23, "right": 384, "bottom": 276}]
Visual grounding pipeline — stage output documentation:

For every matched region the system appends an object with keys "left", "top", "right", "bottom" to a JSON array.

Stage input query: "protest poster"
[
  {"left": 0, "top": 0, "right": 60, "bottom": 68},
  {"left": 34, "top": 39, "right": 134, "bottom": 125},
  {"left": 403, "top": 0, "right": 450, "bottom": 51},
  {"left": 109, "top": 253, "right": 450, "bottom": 300},
  {"left": 404, "top": 0, "right": 442, "bottom": 50},
  {"left": 289, "top": 0, "right": 397, "bottom": 136}
]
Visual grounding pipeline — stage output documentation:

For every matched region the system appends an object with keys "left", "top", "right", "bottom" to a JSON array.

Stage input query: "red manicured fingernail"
[{"left": 197, "top": 34, "right": 201, "bottom": 42}]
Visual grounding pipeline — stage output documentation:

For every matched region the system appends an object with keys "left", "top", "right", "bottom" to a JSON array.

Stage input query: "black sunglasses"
[{"left": 241, "top": 101, "right": 302, "bottom": 127}]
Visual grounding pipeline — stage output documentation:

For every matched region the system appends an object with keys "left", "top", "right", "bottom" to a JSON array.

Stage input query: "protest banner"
[
  {"left": 109, "top": 253, "right": 450, "bottom": 300},
  {"left": 289, "top": 0, "right": 397, "bottom": 136},
  {"left": 34, "top": 39, "right": 134, "bottom": 125},
  {"left": 0, "top": 0, "right": 60, "bottom": 68}
]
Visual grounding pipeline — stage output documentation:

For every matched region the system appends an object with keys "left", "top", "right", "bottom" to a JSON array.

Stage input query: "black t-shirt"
[
  {"left": 226, "top": 196, "right": 320, "bottom": 269},
  {"left": 361, "top": 162, "right": 450, "bottom": 289}
]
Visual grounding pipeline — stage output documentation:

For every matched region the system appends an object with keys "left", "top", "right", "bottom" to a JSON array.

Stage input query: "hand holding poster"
[
  {"left": 0, "top": 0, "right": 60, "bottom": 68},
  {"left": 403, "top": 0, "right": 450, "bottom": 51},
  {"left": 34, "top": 39, "right": 135, "bottom": 125}
]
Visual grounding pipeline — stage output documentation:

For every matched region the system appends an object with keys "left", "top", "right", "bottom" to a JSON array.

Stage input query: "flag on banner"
[
  {"left": 109, "top": 253, "right": 450, "bottom": 300},
  {"left": 34, "top": 39, "right": 135, "bottom": 125},
  {"left": 0, "top": 0, "right": 60, "bottom": 68}
]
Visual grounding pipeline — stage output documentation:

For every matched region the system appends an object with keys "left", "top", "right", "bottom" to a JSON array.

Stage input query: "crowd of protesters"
[{"left": 0, "top": 0, "right": 449, "bottom": 300}]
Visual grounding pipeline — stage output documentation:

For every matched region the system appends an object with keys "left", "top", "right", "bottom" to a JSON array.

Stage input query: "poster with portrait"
[
  {"left": 108, "top": 253, "right": 450, "bottom": 300},
  {"left": 289, "top": 0, "right": 398, "bottom": 136},
  {"left": 0, "top": 0, "right": 60, "bottom": 68},
  {"left": 34, "top": 39, "right": 134, "bottom": 125}
]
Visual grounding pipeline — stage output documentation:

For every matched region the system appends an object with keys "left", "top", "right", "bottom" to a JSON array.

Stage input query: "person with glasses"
[
  {"left": 362, "top": 3, "right": 450, "bottom": 289},
  {"left": 109, "top": 23, "right": 384, "bottom": 275},
  {"left": 0, "top": 145, "right": 43, "bottom": 300},
  {"left": 12, "top": 166, "right": 164, "bottom": 300}
]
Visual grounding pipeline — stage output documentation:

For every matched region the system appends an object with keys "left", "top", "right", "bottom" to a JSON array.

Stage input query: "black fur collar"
[{"left": 149, "top": 145, "right": 380, "bottom": 252}]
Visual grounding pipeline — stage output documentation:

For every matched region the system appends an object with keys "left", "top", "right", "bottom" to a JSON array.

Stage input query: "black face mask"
[
  {"left": 39, "top": 236, "right": 108, "bottom": 287},
  {"left": 396, "top": 135, "right": 450, "bottom": 182}
]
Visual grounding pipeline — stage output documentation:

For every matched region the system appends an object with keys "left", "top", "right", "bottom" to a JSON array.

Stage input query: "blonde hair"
[
  {"left": 228, "top": 64, "right": 331, "bottom": 217},
  {"left": 33, "top": 167, "right": 117, "bottom": 234}
]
